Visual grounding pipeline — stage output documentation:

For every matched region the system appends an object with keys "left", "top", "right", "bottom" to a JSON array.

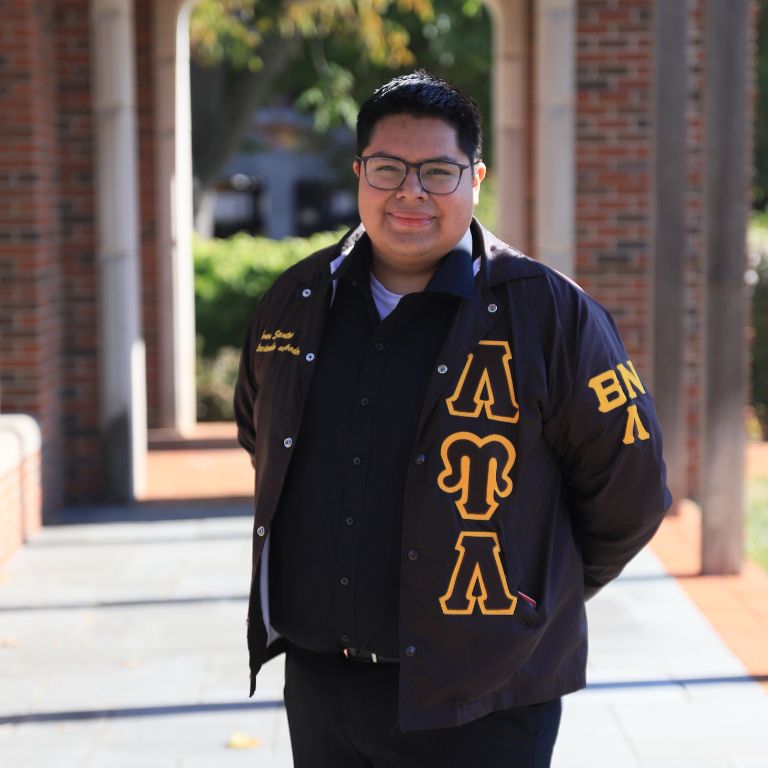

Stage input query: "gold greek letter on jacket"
[
  {"left": 623, "top": 403, "right": 651, "bottom": 444},
  {"left": 439, "top": 532, "right": 518, "bottom": 615},
  {"left": 437, "top": 432, "right": 516, "bottom": 520},
  {"left": 446, "top": 341, "right": 520, "bottom": 423}
]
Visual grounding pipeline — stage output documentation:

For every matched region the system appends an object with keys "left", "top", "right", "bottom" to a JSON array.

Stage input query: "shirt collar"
[
  {"left": 331, "top": 232, "right": 372, "bottom": 284},
  {"left": 331, "top": 228, "right": 474, "bottom": 300}
]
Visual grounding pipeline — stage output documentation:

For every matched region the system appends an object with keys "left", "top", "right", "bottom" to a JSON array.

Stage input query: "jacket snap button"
[
  {"left": 305, "top": 352, "right": 315, "bottom": 362},
  {"left": 437, "top": 364, "right": 448, "bottom": 374},
  {"left": 301, "top": 288, "right": 312, "bottom": 298},
  {"left": 408, "top": 549, "right": 420, "bottom": 561},
  {"left": 414, "top": 453, "right": 425, "bottom": 465},
  {"left": 283, "top": 437, "right": 293, "bottom": 448},
  {"left": 488, "top": 303, "right": 498, "bottom": 313},
  {"left": 340, "top": 576, "right": 350, "bottom": 587},
  {"left": 405, "top": 645, "right": 416, "bottom": 657},
  {"left": 256, "top": 526, "right": 266, "bottom": 537}
]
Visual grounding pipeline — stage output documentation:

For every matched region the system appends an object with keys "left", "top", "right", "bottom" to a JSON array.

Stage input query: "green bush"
[
  {"left": 194, "top": 229, "right": 345, "bottom": 357},
  {"left": 749, "top": 213, "right": 768, "bottom": 439}
]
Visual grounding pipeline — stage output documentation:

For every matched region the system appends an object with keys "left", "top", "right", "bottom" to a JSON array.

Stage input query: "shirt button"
[
  {"left": 256, "top": 526, "right": 266, "bottom": 537},
  {"left": 340, "top": 576, "right": 350, "bottom": 587},
  {"left": 345, "top": 516, "right": 355, "bottom": 526},
  {"left": 437, "top": 364, "right": 448, "bottom": 374},
  {"left": 408, "top": 549, "right": 420, "bottom": 561},
  {"left": 374, "top": 342, "right": 384, "bottom": 352},
  {"left": 352, "top": 456, "right": 362, "bottom": 466},
  {"left": 405, "top": 645, "right": 416, "bottom": 657},
  {"left": 414, "top": 453, "right": 425, "bottom": 465},
  {"left": 301, "top": 288, "right": 312, "bottom": 298},
  {"left": 360, "top": 397, "right": 370, "bottom": 407},
  {"left": 341, "top": 634, "right": 351, "bottom": 643},
  {"left": 283, "top": 437, "right": 293, "bottom": 448},
  {"left": 305, "top": 352, "right": 315, "bottom": 362},
  {"left": 488, "top": 303, "right": 499, "bottom": 313}
]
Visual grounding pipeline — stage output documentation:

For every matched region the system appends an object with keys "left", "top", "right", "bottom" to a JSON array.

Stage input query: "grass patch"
[{"left": 746, "top": 474, "right": 768, "bottom": 571}]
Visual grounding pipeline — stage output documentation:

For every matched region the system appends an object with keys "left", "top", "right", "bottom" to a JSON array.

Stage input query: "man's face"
[{"left": 353, "top": 114, "right": 486, "bottom": 285}]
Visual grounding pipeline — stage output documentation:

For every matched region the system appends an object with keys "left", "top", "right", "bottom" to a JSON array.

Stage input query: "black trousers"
[{"left": 283, "top": 645, "right": 562, "bottom": 768}]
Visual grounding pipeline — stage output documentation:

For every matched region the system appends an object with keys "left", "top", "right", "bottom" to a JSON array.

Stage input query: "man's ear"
[
  {"left": 353, "top": 159, "right": 361, "bottom": 178},
  {"left": 472, "top": 162, "right": 487, "bottom": 206}
]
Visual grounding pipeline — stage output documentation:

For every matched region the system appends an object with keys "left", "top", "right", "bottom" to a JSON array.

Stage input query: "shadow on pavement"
[{"left": 46, "top": 498, "right": 253, "bottom": 525}]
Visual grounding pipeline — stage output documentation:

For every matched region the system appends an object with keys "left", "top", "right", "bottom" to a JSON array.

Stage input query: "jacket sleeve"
[{"left": 542, "top": 277, "right": 672, "bottom": 599}]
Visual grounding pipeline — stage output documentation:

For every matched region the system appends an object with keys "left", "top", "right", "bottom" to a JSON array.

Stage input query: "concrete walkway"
[{"left": 1, "top": 501, "right": 767, "bottom": 767}]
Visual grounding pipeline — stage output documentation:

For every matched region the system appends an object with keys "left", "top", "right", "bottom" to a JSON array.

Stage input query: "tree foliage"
[{"left": 189, "top": 0, "right": 492, "bottom": 208}]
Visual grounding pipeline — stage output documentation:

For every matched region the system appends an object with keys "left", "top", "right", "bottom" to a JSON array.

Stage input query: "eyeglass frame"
[{"left": 355, "top": 154, "right": 476, "bottom": 195}]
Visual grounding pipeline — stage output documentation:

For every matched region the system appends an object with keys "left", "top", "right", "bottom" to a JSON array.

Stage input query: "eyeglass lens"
[{"left": 365, "top": 157, "right": 462, "bottom": 194}]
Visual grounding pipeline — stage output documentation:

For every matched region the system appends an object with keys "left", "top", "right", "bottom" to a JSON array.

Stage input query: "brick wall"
[
  {"left": 0, "top": 1, "right": 64, "bottom": 513},
  {"left": 575, "top": 0, "right": 655, "bottom": 379},
  {"left": 685, "top": 0, "right": 705, "bottom": 499},
  {"left": 54, "top": 0, "right": 104, "bottom": 502}
]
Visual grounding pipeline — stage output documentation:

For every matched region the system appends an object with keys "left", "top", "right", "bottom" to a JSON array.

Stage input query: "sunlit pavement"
[{"left": 1, "top": 502, "right": 767, "bottom": 767}]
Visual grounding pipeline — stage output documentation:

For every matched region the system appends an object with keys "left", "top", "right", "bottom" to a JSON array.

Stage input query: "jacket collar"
[{"left": 470, "top": 219, "right": 545, "bottom": 287}]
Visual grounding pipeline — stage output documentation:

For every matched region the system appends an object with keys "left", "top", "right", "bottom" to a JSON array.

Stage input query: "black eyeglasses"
[{"left": 355, "top": 154, "right": 473, "bottom": 195}]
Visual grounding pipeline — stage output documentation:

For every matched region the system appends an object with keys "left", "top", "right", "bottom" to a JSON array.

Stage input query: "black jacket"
[{"left": 234, "top": 220, "right": 671, "bottom": 731}]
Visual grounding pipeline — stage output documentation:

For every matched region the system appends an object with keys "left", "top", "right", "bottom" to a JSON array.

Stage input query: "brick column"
[
  {"left": 0, "top": 1, "right": 64, "bottom": 514},
  {"left": 575, "top": 0, "right": 655, "bottom": 376}
]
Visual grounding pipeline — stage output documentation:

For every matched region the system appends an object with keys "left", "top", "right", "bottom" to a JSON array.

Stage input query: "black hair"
[{"left": 356, "top": 70, "right": 483, "bottom": 163}]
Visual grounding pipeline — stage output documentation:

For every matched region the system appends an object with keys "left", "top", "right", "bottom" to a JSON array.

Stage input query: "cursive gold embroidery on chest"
[{"left": 256, "top": 329, "right": 301, "bottom": 356}]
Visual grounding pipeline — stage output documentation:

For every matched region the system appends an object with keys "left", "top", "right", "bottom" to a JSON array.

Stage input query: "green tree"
[
  {"left": 189, "top": 0, "right": 492, "bottom": 212},
  {"left": 190, "top": 0, "right": 434, "bottom": 209}
]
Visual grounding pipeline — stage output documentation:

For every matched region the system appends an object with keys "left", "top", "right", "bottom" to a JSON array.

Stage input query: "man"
[{"left": 235, "top": 71, "right": 671, "bottom": 767}]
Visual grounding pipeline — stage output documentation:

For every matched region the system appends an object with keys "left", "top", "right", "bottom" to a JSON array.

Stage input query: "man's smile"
[{"left": 387, "top": 211, "right": 435, "bottom": 228}]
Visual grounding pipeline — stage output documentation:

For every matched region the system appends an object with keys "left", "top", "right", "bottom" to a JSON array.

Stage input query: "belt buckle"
[{"left": 343, "top": 647, "right": 378, "bottom": 663}]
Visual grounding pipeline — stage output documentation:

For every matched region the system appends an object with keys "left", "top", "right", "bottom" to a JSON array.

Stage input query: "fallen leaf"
[{"left": 227, "top": 732, "right": 262, "bottom": 750}]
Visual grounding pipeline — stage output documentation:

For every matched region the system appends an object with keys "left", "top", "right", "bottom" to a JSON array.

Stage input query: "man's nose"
[{"left": 397, "top": 167, "right": 428, "bottom": 198}]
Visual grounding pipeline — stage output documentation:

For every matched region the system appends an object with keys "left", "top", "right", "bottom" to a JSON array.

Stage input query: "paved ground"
[
  {"left": 1, "top": 500, "right": 767, "bottom": 767},
  {"left": 1, "top": 430, "right": 767, "bottom": 766}
]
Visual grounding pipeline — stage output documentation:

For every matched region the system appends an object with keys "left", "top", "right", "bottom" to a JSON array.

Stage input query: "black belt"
[{"left": 343, "top": 647, "right": 399, "bottom": 664}]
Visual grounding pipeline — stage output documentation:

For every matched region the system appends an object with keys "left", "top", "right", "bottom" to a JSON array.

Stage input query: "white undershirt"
[
  {"left": 368, "top": 228, "right": 474, "bottom": 320},
  {"left": 370, "top": 273, "right": 403, "bottom": 319}
]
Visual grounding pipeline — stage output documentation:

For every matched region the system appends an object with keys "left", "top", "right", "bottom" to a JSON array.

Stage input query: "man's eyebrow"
[{"left": 367, "top": 151, "right": 465, "bottom": 164}]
